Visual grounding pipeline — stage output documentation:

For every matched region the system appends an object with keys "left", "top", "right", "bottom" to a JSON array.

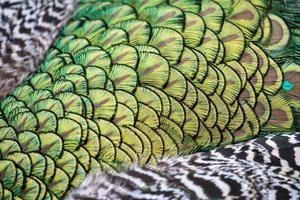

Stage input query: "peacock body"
[{"left": 0, "top": 0, "right": 300, "bottom": 199}]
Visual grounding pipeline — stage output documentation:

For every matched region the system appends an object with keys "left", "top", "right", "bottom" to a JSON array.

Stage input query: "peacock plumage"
[{"left": 0, "top": 0, "right": 300, "bottom": 199}]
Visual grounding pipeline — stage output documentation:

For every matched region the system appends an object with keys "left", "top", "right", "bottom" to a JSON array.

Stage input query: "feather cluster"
[{"left": 0, "top": 0, "right": 299, "bottom": 199}]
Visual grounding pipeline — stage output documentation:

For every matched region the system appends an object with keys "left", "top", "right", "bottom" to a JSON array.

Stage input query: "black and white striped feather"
[{"left": 68, "top": 133, "right": 300, "bottom": 200}]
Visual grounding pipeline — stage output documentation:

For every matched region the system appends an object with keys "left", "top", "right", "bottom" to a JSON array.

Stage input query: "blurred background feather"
[{"left": 0, "top": 0, "right": 78, "bottom": 98}]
